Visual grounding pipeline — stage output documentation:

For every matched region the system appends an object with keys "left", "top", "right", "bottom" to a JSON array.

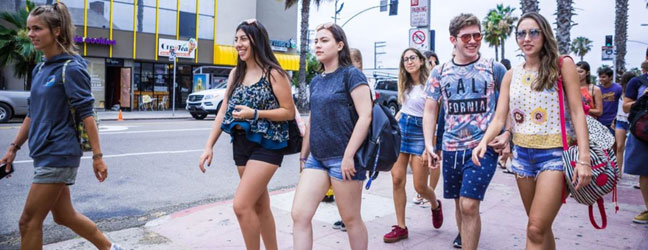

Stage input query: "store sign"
[
  {"left": 105, "top": 58, "right": 124, "bottom": 67},
  {"left": 159, "top": 38, "right": 197, "bottom": 59},
  {"left": 410, "top": 0, "right": 429, "bottom": 27},
  {"left": 74, "top": 36, "right": 116, "bottom": 46},
  {"left": 270, "top": 39, "right": 296, "bottom": 52}
]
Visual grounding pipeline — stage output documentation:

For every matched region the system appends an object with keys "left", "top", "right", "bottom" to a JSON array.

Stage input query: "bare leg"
[
  {"left": 19, "top": 183, "right": 65, "bottom": 250},
  {"left": 291, "top": 169, "right": 331, "bottom": 250},
  {"left": 232, "top": 161, "right": 279, "bottom": 250},
  {"left": 525, "top": 171, "right": 563, "bottom": 250},
  {"left": 516, "top": 176, "right": 537, "bottom": 215},
  {"left": 50, "top": 186, "right": 111, "bottom": 250},
  {"left": 331, "top": 178, "right": 368, "bottom": 250},
  {"left": 411, "top": 155, "right": 438, "bottom": 209},
  {"left": 454, "top": 199, "right": 461, "bottom": 233},
  {"left": 236, "top": 166, "right": 277, "bottom": 250},
  {"left": 615, "top": 128, "right": 627, "bottom": 178},
  {"left": 390, "top": 153, "right": 410, "bottom": 228},
  {"left": 459, "top": 197, "right": 481, "bottom": 250}
]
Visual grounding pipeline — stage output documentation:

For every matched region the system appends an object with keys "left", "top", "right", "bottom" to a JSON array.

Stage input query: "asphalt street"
[{"left": 0, "top": 118, "right": 300, "bottom": 247}]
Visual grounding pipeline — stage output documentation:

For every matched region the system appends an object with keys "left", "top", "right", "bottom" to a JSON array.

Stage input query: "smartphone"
[{"left": 0, "top": 163, "right": 14, "bottom": 180}]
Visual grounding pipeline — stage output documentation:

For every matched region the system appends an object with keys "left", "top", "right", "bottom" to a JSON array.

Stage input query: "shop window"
[
  {"left": 140, "top": 63, "right": 154, "bottom": 92},
  {"left": 154, "top": 64, "right": 170, "bottom": 92}
]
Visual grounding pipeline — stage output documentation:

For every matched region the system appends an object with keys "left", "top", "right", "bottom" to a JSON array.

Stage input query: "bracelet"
[
  {"left": 92, "top": 153, "right": 103, "bottom": 160},
  {"left": 576, "top": 160, "right": 591, "bottom": 167},
  {"left": 253, "top": 109, "right": 259, "bottom": 121},
  {"left": 300, "top": 157, "right": 308, "bottom": 163},
  {"left": 10, "top": 142, "right": 21, "bottom": 151}
]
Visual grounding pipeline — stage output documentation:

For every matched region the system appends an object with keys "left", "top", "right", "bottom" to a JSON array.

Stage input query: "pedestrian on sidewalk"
[
  {"left": 615, "top": 71, "right": 636, "bottom": 178},
  {"left": 622, "top": 61, "right": 648, "bottom": 224},
  {"left": 597, "top": 66, "right": 623, "bottom": 135},
  {"left": 198, "top": 19, "right": 296, "bottom": 250},
  {"left": 576, "top": 61, "right": 603, "bottom": 117},
  {"left": 383, "top": 48, "right": 443, "bottom": 244},
  {"left": 472, "top": 12, "right": 592, "bottom": 249},
  {"left": 291, "top": 22, "right": 372, "bottom": 250},
  {"left": 0, "top": 3, "right": 120, "bottom": 250},
  {"left": 422, "top": 13, "right": 508, "bottom": 250}
]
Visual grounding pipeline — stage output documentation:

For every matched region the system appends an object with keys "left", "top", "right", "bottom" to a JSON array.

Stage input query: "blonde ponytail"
[{"left": 30, "top": 2, "right": 78, "bottom": 55}]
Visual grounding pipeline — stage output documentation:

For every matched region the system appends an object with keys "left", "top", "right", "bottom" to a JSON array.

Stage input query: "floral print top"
[{"left": 221, "top": 76, "right": 289, "bottom": 149}]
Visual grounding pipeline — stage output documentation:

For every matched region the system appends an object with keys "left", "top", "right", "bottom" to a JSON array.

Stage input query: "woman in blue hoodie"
[{"left": 0, "top": 3, "right": 119, "bottom": 250}]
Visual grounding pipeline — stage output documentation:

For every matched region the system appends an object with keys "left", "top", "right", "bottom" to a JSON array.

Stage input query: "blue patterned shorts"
[
  {"left": 511, "top": 146, "right": 563, "bottom": 178},
  {"left": 398, "top": 113, "right": 425, "bottom": 156},
  {"left": 442, "top": 147, "right": 497, "bottom": 201}
]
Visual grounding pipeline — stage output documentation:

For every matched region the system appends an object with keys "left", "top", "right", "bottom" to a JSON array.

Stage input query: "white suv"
[{"left": 186, "top": 82, "right": 227, "bottom": 120}]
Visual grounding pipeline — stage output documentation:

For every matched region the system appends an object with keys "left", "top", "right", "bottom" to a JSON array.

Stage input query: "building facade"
[{"left": 3, "top": 0, "right": 299, "bottom": 110}]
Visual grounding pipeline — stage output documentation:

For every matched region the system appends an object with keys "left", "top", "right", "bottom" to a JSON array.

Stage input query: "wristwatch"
[{"left": 92, "top": 153, "right": 103, "bottom": 160}]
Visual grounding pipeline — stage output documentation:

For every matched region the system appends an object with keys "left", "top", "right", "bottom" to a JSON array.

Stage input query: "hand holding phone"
[{"left": 0, "top": 163, "right": 14, "bottom": 180}]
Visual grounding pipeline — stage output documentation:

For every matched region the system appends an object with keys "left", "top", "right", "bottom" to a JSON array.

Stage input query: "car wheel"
[
  {"left": 387, "top": 102, "right": 399, "bottom": 116},
  {"left": 0, "top": 103, "right": 12, "bottom": 123},
  {"left": 191, "top": 113, "right": 207, "bottom": 120}
]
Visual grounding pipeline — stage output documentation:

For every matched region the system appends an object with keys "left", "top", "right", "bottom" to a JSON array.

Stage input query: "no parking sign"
[{"left": 409, "top": 28, "right": 430, "bottom": 51}]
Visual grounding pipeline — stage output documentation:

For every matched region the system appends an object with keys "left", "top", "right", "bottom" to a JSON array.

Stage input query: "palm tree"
[
  {"left": 570, "top": 36, "right": 592, "bottom": 61},
  {"left": 555, "top": 0, "right": 576, "bottom": 55},
  {"left": 285, "top": 0, "right": 323, "bottom": 112},
  {"left": 483, "top": 17, "right": 501, "bottom": 61},
  {"left": 483, "top": 4, "right": 517, "bottom": 61},
  {"left": 615, "top": 0, "right": 628, "bottom": 81},
  {"left": 0, "top": 0, "right": 41, "bottom": 90},
  {"left": 520, "top": 0, "right": 540, "bottom": 14}
]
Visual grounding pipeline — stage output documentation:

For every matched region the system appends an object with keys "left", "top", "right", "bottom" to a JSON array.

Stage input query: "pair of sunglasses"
[
  {"left": 316, "top": 22, "right": 335, "bottom": 31},
  {"left": 456, "top": 32, "right": 483, "bottom": 43},
  {"left": 403, "top": 55, "right": 420, "bottom": 63},
  {"left": 516, "top": 29, "right": 541, "bottom": 40}
]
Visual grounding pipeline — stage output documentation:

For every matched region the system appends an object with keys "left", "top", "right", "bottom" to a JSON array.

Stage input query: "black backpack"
[
  {"left": 344, "top": 69, "right": 401, "bottom": 189},
  {"left": 628, "top": 75, "right": 648, "bottom": 143}
]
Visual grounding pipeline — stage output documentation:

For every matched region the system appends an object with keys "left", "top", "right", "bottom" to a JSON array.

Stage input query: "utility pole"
[
  {"left": 374, "top": 41, "right": 386, "bottom": 68},
  {"left": 333, "top": 0, "right": 344, "bottom": 24}
]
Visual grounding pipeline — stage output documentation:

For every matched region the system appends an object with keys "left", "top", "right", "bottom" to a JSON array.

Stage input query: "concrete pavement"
[
  {"left": 97, "top": 110, "right": 194, "bottom": 121},
  {"left": 44, "top": 167, "right": 648, "bottom": 250}
]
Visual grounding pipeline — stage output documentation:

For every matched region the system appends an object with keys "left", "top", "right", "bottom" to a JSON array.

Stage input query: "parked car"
[
  {"left": 0, "top": 91, "right": 29, "bottom": 123},
  {"left": 186, "top": 82, "right": 227, "bottom": 120},
  {"left": 373, "top": 79, "right": 400, "bottom": 115}
]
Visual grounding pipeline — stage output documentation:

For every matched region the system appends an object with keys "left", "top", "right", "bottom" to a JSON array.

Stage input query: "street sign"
[
  {"left": 410, "top": 0, "right": 429, "bottom": 27},
  {"left": 409, "top": 28, "right": 430, "bottom": 51},
  {"left": 601, "top": 46, "right": 614, "bottom": 61}
]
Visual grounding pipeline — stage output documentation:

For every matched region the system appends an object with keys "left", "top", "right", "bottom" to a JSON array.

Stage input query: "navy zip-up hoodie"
[{"left": 28, "top": 53, "right": 94, "bottom": 168}]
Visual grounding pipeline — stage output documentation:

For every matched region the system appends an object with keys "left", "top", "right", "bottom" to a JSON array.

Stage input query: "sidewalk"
[
  {"left": 45, "top": 170, "right": 648, "bottom": 250},
  {"left": 97, "top": 110, "right": 193, "bottom": 121}
]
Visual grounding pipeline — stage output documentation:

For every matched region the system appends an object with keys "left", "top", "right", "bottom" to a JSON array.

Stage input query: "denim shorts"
[
  {"left": 442, "top": 147, "right": 497, "bottom": 201},
  {"left": 511, "top": 146, "right": 563, "bottom": 178},
  {"left": 398, "top": 113, "right": 425, "bottom": 156},
  {"left": 303, "top": 155, "right": 366, "bottom": 181},
  {"left": 33, "top": 166, "right": 78, "bottom": 185},
  {"left": 616, "top": 120, "right": 629, "bottom": 131}
]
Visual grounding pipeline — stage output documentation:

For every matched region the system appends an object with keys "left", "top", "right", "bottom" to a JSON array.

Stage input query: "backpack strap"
[
  {"left": 589, "top": 198, "right": 608, "bottom": 229},
  {"left": 637, "top": 75, "right": 648, "bottom": 87}
]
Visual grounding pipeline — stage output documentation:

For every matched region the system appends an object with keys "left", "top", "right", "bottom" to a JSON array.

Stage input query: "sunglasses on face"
[
  {"left": 403, "top": 55, "right": 420, "bottom": 63},
  {"left": 456, "top": 32, "right": 483, "bottom": 43},
  {"left": 516, "top": 29, "right": 541, "bottom": 40}
]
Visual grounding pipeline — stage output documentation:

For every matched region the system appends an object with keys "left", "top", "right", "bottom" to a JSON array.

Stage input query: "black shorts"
[{"left": 232, "top": 130, "right": 284, "bottom": 166}]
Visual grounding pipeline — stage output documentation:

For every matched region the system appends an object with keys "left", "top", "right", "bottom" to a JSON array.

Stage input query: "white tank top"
[
  {"left": 400, "top": 84, "right": 426, "bottom": 117},
  {"left": 509, "top": 64, "right": 574, "bottom": 148}
]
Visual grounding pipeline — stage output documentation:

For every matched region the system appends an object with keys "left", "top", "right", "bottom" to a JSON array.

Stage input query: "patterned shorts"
[{"left": 442, "top": 147, "right": 497, "bottom": 201}]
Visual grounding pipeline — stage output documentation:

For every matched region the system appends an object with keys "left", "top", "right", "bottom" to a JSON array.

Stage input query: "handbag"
[{"left": 556, "top": 56, "right": 618, "bottom": 229}]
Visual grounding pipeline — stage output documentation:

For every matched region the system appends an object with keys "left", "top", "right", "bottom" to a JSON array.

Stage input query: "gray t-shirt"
[{"left": 310, "top": 65, "right": 369, "bottom": 160}]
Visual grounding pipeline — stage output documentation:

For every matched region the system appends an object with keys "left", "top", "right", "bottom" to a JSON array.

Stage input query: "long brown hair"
[
  {"left": 315, "top": 23, "right": 353, "bottom": 72},
  {"left": 229, "top": 20, "right": 288, "bottom": 97},
  {"left": 29, "top": 2, "right": 78, "bottom": 55},
  {"left": 517, "top": 13, "right": 559, "bottom": 91},
  {"left": 397, "top": 48, "right": 429, "bottom": 104}
]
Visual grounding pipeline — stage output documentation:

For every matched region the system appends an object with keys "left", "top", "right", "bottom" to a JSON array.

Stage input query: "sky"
[{"left": 305, "top": 0, "right": 648, "bottom": 74}]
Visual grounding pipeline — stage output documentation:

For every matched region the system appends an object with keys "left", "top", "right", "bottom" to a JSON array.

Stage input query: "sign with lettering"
[
  {"left": 410, "top": 0, "right": 429, "bottom": 27},
  {"left": 159, "top": 38, "right": 197, "bottom": 59},
  {"left": 270, "top": 39, "right": 296, "bottom": 52},
  {"left": 74, "top": 36, "right": 116, "bottom": 46}
]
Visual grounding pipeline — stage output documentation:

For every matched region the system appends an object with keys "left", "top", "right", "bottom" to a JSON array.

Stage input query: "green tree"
[
  {"left": 483, "top": 4, "right": 517, "bottom": 61},
  {"left": 285, "top": 0, "right": 324, "bottom": 112},
  {"left": 570, "top": 36, "right": 592, "bottom": 61},
  {"left": 0, "top": 0, "right": 41, "bottom": 90},
  {"left": 555, "top": 0, "right": 577, "bottom": 55}
]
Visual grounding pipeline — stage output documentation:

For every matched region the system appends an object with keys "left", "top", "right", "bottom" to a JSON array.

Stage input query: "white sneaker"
[
  {"left": 412, "top": 194, "right": 424, "bottom": 204},
  {"left": 110, "top": 243, "right": 124, "bottom": 250}
]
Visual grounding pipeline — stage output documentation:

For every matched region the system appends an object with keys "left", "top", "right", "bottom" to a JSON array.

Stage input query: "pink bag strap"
[
  {"left": 556, "top": 55, "right": 569, "bottom": 151},
  {"left": 589, "top": 198, "right": 608, "bottom": 229}
]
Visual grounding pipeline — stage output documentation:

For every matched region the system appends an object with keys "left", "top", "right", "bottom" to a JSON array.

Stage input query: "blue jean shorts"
[
  {"left": 398, "top": 113, "right": 425, "bottom": 156},
  {"left": 33, "top": 166, "right": 78, "bottom": 185},
  {"left": 511, "top": 146, "right": 563, "bottom": 178},
  {"left": 303, "top": 155, "right": 366, "bottom": 181},
  {"left": 442, "top": 147, "right": 497, "bottom": 201},
  {"left": 616, "top": 120, "right": 629, "bottom": 131}
]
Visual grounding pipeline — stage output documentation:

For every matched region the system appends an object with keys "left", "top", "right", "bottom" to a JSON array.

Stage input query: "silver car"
[{"left": 0, "top": 91, "right": 29, "bottom": 123}]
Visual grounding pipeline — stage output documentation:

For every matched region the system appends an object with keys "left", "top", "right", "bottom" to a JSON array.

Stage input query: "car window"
[
  {"left": 375, "top": 81, "right": 386, "bottom": 90},
  {"left": 386, "top": 81, "right": 397, "bottom": 91}
]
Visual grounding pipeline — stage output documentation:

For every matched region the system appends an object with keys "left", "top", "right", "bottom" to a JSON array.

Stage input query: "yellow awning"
[{"left": 213, "top": 45, "right": 300, "bottom": 71}]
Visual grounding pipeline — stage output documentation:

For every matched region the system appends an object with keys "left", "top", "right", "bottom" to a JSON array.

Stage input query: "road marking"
[
  {"left": 100, "top": 128, "right": 211, "bottom": 135},
  {"left": 99, "top": 125, "right": 129, "bottom": 132},
  {"left": 11, "top": 149, "right": 204, "bottom": 164}
]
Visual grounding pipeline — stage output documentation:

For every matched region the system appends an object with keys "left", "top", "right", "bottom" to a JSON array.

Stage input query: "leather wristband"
[
  {"left": 10, "top": 142, "right": 20, "bottom": 151},
  {"left": 92, "top": 153, "right": 103, "bottom": 160}
]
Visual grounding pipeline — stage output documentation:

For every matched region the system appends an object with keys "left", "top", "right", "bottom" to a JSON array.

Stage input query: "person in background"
[
  {"left": 0, "top": 3, "right": 120, "bottom": 249},
  {"left": 615, "top": 71, "right": 636, "bottom": 178},
  {"left": 597, "top": 66, "right": 623, "bottom": 135},
  {"left": 576, "top": 61, "right": 603, "bottom": 117},
  {"left": 622, "top": 61, "right": 648, "bottom": 224}
]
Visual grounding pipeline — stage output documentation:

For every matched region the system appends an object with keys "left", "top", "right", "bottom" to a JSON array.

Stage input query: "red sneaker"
[
  {"left": 432, "top": 199, "right": 443, "bottom": 229},
  {"left": 383, "top": 225, "right": 408, "bottom": 243}
]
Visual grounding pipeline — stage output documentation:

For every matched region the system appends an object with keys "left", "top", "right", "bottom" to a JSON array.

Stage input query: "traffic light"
[
  {"left": 605, "top": 35, "right": 613, "bottom": 47},
  {"left": 389, "top": 0, "right": 398, "bottom": 16}
]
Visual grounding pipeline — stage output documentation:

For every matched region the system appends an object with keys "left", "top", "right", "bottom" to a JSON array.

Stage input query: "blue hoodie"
[{"left": 28, "top": 53, "right": 95, "bottom": 168}]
